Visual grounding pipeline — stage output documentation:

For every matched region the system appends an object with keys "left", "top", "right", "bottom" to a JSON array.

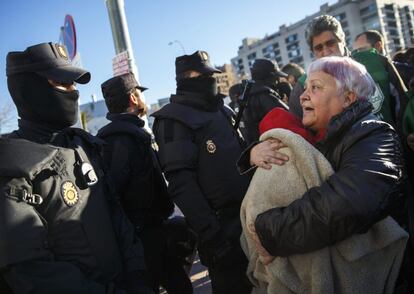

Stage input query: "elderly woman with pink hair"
[{"left": 238, "top": 56, "right": 408, "bottom": 292}]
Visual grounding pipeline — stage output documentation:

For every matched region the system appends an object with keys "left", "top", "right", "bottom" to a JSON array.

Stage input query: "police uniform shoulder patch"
[
  {"left": 206, "top": 139, "right": 216, "bottom": 154},
  {"left": 61, "top": 181, "right": 79, "bottom": 207}
]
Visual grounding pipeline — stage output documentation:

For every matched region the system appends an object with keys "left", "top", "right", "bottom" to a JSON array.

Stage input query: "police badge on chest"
[{"left": 206, "top": 140, "right": 216, "bottom": 154}]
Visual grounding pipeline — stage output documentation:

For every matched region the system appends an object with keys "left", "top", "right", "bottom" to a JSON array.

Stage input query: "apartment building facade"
[{"left": 214, "top": 63, "right": 237, "bottom": 96}]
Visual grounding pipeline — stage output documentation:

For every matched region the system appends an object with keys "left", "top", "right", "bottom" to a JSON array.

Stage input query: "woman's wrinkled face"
[{"left": 300, "top": 71, "right": 347, "bottom": 131}]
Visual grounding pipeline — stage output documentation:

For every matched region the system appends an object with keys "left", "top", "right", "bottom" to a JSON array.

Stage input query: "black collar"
[
  {"left": 170, "top": 91, "right": 225, "bottom": 112},
  {"left": 106, "top": 113, "right": 145, "bottom": 128},
  {"left": 16, "top": 119, "right": 65, "bottom": 144}
]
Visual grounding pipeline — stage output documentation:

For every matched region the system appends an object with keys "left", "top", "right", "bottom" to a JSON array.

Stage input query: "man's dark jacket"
[{"left": 97, "top": 113, "right": 174, "bottom": 229}]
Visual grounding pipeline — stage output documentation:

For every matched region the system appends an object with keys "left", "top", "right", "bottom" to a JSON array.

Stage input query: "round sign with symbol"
[{"left": 62, "top": 15, "right": 77, "bottom": 60}]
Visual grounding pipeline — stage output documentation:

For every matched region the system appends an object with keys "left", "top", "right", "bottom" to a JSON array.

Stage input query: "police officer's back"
[
  {"left": 0, "top": 43, "right": 148, "bottom": 293},
  {"left": 151, "top": 51, "right": 252, "bottom": 294},
  {"left": 244, "top": 59, "right": 289, "bottom": 144},
  {"left": 97, "top": 73, "right": 193, "bottom": 294}
]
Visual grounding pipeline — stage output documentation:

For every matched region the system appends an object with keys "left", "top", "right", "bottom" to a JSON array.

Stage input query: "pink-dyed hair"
[{"left": 307, "top": 56, "right": 375, "bottom": 100}]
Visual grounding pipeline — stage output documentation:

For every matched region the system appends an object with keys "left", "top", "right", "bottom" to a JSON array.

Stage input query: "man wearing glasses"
[{"left": 289, "top": 15, "right": 349, "bottom": 118}]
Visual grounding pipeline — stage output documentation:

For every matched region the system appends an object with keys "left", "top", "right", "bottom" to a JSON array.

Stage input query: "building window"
[
  {"left": 384, "top": 4, "right": 394, "bottom": 11},
  {"left": 385, "top": 12, "right": 395, "bottom": 19},
  {"left": 273, "top": 49, "right": 281, "bottom": 56},
  {"left": 262, "top": 44, "right": 273, "bottom": 54},
  {"left": 273, "top": 42, "right": 279, "bottom": 48},
  {"left": 288, "top": 49, "right": 301, "bottom": 58},
  {"left": 285, "top": 34, "right": 298, "bottom": 44},
  {"left": 275, "top": 56, "right": 282, "bottom": 64},
  {"left": 263, "top": 52, "right": 275, "bottom": 59},
  {"left": 393, "top": 38, "right": 401, "bottom": 45},
  {"left": 247, "top": 52, "right": 256, "bottom": 60},
  {"left": 287, "top": 42, "right": 299, "bottom": 51},
  {"left": 389, "top": 29, "right": 398, "bottom": 36},
  {"left": 335, "top": 12, "right": 346, "bottom": 21},
  {"left": 341, "top": 20, "right": 348, "bottom": 28},
  {"left": 360, "top": 3, "right": 377, "bottom": 15},
  {"left": 368, "top": 22, "right": 380, "bottom": 30},
  {"left": 388, "top": 21, "right": 397, "bottom": 27}
]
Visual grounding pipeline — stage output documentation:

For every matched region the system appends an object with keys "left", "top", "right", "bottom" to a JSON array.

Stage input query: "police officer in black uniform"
[
  {"left": 97, "top": 73, "right": 193, "bottom": 294},
  {"left": 0, "top": 42, "right": 150, "bottom": 294},
  {"left": 243, "top": 58, "right": 289, "bottom": 144},
  {"left": 151, "top": 50, "right": 252, "bottom": 294}
]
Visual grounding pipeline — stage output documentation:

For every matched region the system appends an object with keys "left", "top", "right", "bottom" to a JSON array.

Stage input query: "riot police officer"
[
  {"left": 243, "top": 58, "right": 289, "bottom": 144},
  {"left": 151, "top": 50, "right": 252, "bottom": 294},
  {"left": 0, "top": 42, "right": 150, "bottom": 293},
  {"left": 97, "top": 73, "right": 193, "bottom": 294}
]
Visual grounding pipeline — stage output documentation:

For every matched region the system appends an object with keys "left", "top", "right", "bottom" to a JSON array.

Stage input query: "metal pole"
[
  {"left": 105, "top": 0, "right": 151, "bottom": 130},
  {"left": 105, "top": 0, "right": 140, "bottom": 85}
]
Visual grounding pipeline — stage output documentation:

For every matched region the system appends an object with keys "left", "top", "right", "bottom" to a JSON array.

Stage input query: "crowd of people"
[{"left": 0, "top": 13, "right": 413, "bottom": 294}]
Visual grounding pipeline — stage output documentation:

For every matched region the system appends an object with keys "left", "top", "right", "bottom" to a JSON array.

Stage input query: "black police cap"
[
  {"left": 6, "top": 42, "right": 90, "bottom": 84},
  {"left": 251, "top": 58, "right": 288, "bottom": 80},
  {"left": 101, "top": 73, "right": 147, "bottom": 101},
  {"left": 175, "top": 50, "right": 221, "bottom": 76}
]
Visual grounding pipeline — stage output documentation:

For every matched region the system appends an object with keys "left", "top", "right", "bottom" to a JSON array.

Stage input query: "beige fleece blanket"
[{"left": 240, "top": 128, "right": 408, "bottom": 294}]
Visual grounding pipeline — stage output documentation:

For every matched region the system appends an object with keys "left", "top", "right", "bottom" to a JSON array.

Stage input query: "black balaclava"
[
  {"left": 176, "top": 75, "right": 218, "bottom": 97},
  {"left": 8, "top": 72, "right": 79, "bottom": 130}
]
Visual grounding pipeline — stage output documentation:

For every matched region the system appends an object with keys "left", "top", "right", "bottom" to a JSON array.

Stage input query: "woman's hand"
[
  {"left": 250, "top": 139, "right": 289, "bottom": 169},
  {"left": 249, "top": 224, "right": 275, "bottom": 265}
]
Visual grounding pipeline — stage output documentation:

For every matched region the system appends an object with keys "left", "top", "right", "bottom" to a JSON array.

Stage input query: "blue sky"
[{"left": 0, "top": 0, "right": 335, "bottom": 131}]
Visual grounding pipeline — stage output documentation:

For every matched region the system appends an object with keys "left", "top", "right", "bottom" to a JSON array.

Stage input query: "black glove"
[
  {"left": 124, "top": 270, "right": 154, "bottom": 294},
  {"left": 198, "top": 230, "right": 238, "bottom": 268}
]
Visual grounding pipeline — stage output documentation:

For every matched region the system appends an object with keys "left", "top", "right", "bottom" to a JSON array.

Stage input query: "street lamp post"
[{"left": 168, "top": 40, "right": 186, "bottom": 54}]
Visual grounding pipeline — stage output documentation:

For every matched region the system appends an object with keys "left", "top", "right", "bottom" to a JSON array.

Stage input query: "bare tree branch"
[{"left": 0, "top": 102, "right": 16, "bottom": 134}]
